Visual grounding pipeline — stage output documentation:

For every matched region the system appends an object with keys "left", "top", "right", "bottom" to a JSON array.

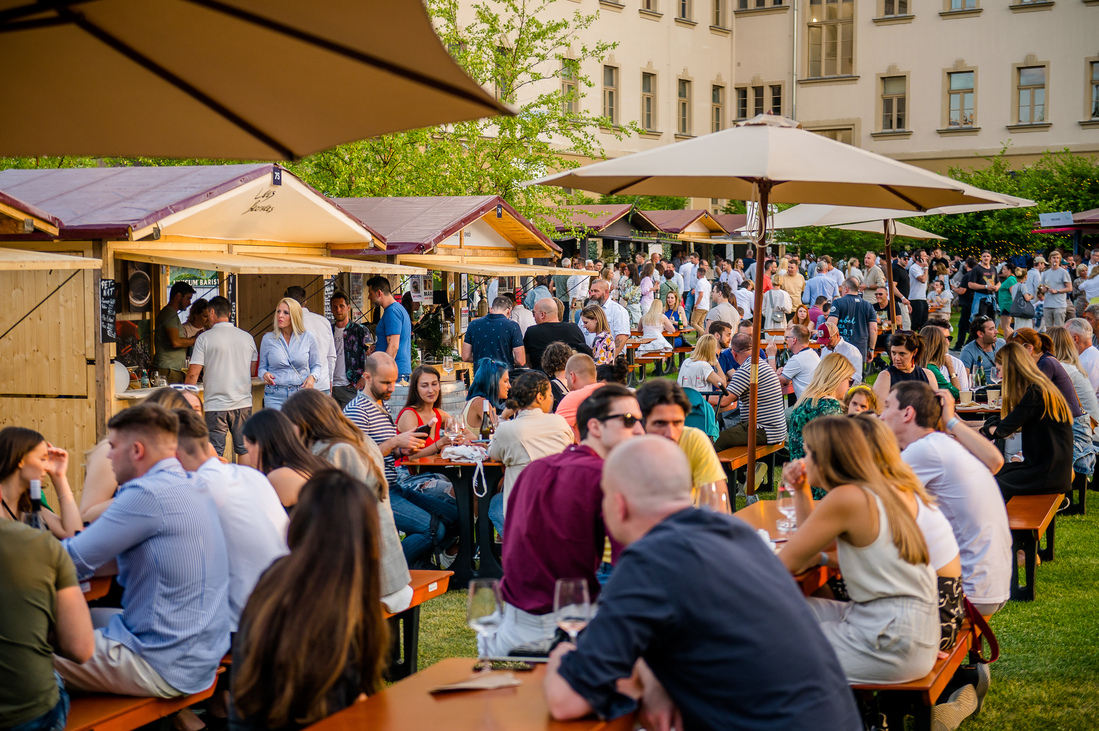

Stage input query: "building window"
[
  {"left": 561, "top": 59, "right": 578, "bottom": 115},
  {"left": 1017, "top": 66, "right": 1045, "bottom": 124},
  {"left": 735, "top": 87, "right": 748, "bottom": 118},
  {"left": 678, "top": 0, "right": 692, "bottom": 18},
  {"left": 807, "top": 0, "right": 854, "bottom": 78},
  {"left": 714, "top": 0, "right": 725, "bottom": 25},
  {"left": 814, "top": 127, "right": 853, "bottom": 144},
  {"left": 678, "top": 79, "right": 692, "bottom": 134},
  {"left": 770, "top": 85, "right": 782, "bottom": 115},
  {"left": 738, "top": 0, "right": 748, "bottom": 7},
  {"left": 950, "top": 0, "right": 977, "bottom": 8},
  {"left": 712, "top": 85, "right": 725, "bottom": 131},
  {"left": 948, "top": 71, "right": 975, "bottom": 127},
  {"left": 642, "top": 0, "right": 658, "bottom": 9},
  {"left": 752, "top": 86, "right": 765, "bottom": 116},
  {"left": 603, "top": 65, "right": 619, "bottom": 125},
  {"left": 641, "top": 72, "right": 657, "bottom": 130},
  {"left": 881, "top": 76, "right": 906, "bottom": 130},
  {"left": 1092, "top": 62, "right": 1099, "bottom": 119},
  {"left": 883, "top": 0, "right": 907, "bottom": 14}
]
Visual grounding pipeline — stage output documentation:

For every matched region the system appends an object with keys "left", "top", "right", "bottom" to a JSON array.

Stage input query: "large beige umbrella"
[
  {"left": 833, "top": 220, "right": 945, "bottom": 240},
  {"left": 531, "top": 114, "right": 1009, "bottom": 491},
  {"left": 0, "top": 0, "right": 509, "bottom": 160}
]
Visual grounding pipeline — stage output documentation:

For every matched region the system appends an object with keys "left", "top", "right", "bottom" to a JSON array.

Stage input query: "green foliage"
[
  {"left": 285, "top": 0, "right": 635, "bottom": 237},
  {"left": 596, "top": 194, "right": 688, "bottom": 211}
]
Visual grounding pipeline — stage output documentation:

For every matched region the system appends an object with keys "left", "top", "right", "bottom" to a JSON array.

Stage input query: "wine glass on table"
[
  {"left": 776, "top": 482, "right": 797, "bottom": 532},
  {"left": 695, "top": 482, "right": 731, "bottom": 515},
  {"left": 554, "top": 578, "right": 591, "bottom": 644},
  {"left": 467, "top": 579, "right": 503, "bottom": 666},
  {"left": 443, "top": 355, "right": 454, "bottom": 378}
]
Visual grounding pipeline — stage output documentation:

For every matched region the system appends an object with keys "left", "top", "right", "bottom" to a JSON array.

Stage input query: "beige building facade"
[{"left": 457, "top": 0, "right": 1097, "bottom": 207}]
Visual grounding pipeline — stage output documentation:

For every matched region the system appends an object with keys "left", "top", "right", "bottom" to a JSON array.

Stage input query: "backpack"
[{"left": 683, "top": 386, "right": 720, "bottom": 441}]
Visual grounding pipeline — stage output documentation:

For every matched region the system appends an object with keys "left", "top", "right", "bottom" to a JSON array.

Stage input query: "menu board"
[{"left": 99, "top": 278, "right": 117, "bottom": 343}]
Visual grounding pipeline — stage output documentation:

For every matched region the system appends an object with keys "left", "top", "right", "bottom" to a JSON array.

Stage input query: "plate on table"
[{"left": 113, "top": 361, "right": 131, "bottom": 395}]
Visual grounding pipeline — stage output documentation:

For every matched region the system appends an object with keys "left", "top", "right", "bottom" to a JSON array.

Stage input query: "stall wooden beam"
[{"left": 113, "top": 249, "right": 339, "bottom": 276}]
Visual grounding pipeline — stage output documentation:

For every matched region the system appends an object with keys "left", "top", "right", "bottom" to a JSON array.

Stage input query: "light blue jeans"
[{"left": 263, "top": 384, "right": 301, "bottom": 410}]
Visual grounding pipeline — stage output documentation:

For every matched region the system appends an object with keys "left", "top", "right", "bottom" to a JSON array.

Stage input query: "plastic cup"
[
  {"left": 986, "top": 389, "right": 1000, "bottom": 406},
  {"left": 959, "top": 390, "right": 973, "bottom": 404}
]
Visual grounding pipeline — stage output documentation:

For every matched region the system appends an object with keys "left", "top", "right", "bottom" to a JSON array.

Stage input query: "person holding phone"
[{"left": 396, "top": 365, "right": 459, "bottom": 460}]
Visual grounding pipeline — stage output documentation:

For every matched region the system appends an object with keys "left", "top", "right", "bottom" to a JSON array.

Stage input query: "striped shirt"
[
  {"left": 725, "top": 359, "right": 789, "bottom": 444},
  {"left": 63, "top": 459, "right": 230, "bottom": 693},
  {"left": 344, "top": 392, "right": 399, "bottom": 485}
]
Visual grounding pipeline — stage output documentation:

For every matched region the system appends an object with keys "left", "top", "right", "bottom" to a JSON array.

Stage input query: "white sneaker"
[{"left": 931, "top": 685, "right": 978, "bottom": 731}]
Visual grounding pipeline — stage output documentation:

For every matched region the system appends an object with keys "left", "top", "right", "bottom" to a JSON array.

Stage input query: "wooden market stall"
[
  {"left": 640, "top": 209, "right": 730, "bottom": 261},
  {"left": 0, "top": 164, "right": 425, "bottom": 498},
  {"left": 545, "top": 203, "right": 663, "bottom": 261}
]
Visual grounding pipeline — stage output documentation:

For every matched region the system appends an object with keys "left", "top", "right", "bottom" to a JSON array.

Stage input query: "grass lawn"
[{"left": 415, "top": 504, "right": 1099, "bottom": 729}]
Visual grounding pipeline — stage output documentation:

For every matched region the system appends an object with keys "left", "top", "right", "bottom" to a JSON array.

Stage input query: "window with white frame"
[
  {"left": 1017, "top": 66, "right": 1045, "bottom": 124},
  {"left": 641, "top": 72, "right": 657, "bottom": 130},
  {"left": 948, "top": 71, "right": 974, "bottom": 127},
  {"left": 712, "top": 84, "right": 725, "bottom": 132},
  {"left": 603, "top": 65, "right": 619, "bottom": 125},
  {"left": 881, "top": 76, "right": 906, "bottom": 130},
  {"left": 678, "top": 79, "right": 692, "bottom": 134},
  {"left": 561, "top": 59, "right": 578, "bottom": 115},
  {"left": 807, "top": 0, "right": 854, "bottom": 78},
  {"left": 735, "top": 87, "right": 748, "bottom": 118}
]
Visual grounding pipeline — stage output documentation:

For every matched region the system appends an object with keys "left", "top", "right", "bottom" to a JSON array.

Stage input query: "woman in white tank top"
[{"left": 778, "top": 416, "right": 939, "bottom": 684}]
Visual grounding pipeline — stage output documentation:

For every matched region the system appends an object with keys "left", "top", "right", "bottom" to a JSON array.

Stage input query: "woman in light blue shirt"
[{"left": 259, "top": 298, "right": 321, "bottom": 410}]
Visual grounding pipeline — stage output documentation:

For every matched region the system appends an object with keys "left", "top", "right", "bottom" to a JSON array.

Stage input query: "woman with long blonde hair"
[
  {"left": 917, "top": 326, "right": 960, "bottom": 398},
  {"left": 677, "top": 333, "right": 726, "bottom": 393},
  {"left": 259, "top": 297, "right": 321, "bottom": 410},
  {"left": 637, "top": 299, "right": 676, "bottom": 355},
  {"left": 778, "top": 416, "right": 938, "bottom": 684},
  {"left": 663, "top": 289, "right": 688, "bottom": 348},
  {"left": 984, "top": 342, "right": 1074, "bottom": 500},
  {"left": 788, "top": 353, "right": 856, "bottom": 497}
]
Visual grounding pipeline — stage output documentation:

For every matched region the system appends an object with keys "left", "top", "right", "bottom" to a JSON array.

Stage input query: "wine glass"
[
  {"left": 776, "top": 482, "right": 797, "bottom": 532},
  {"left": 554, "top": 578, "right": 591, "bottom": 644},
  {"left": 695, "top": 482, "right": 731, "bottom": 515},
  {"left": 443, "top": 355, "right": 454, "bottom": 377},
  {"left": 467, "top": 579, "right": 503, "bottom": 661}
]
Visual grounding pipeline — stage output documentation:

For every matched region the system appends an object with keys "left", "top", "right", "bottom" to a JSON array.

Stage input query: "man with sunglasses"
[
  {"left": 481, "top": 385, "right": 645, "bottom": 658},
  {"left": 768, "top": 324, "right": 819, "bottom": 399}
]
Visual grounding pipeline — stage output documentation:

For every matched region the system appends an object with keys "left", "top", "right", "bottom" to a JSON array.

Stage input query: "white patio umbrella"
[
  {"left": 531, "top": 114, "right": 1011, "bottom": 488},
  {"left": 833, "top": 220, "right": 945, "bottom": 240}
]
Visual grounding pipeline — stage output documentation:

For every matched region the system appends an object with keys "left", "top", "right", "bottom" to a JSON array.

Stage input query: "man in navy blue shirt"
[
  {"left": 462, "top": 296, "right": 526, "bottom": 367},
  {"left": 544, "top": 436, "right": 861, "bottom": 731},
  {"left": 367, "top": 276, "right": 412, "bottom": 380},
  {"left": 828, "top": 278, "right": 878, "bottom": 360}
]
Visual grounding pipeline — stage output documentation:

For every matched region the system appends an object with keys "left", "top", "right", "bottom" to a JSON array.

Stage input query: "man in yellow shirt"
[
  {"left": 635, "top": 380, "right": 725, "bottom": 490},
  {"left": 772, "top": 259, "right": 806, "bottom": 306}
]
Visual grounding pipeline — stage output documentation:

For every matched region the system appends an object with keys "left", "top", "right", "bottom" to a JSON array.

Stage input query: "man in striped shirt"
[{"left": 57, "top": 403, "right": 230, "bottom": 698}]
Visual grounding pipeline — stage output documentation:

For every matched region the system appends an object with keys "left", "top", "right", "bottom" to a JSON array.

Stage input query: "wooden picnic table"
[
  {"left": 306, "top": 657, "right": 633, "bottom": 731},
  {"left": 404, "top": 455, "right": 505, "bottom": 589},
  {"left": 954, "top": 404, "right": 999, "bottom": 421},
  {"left": 732, "top": 500, "right": 835, "bottom": 597}
]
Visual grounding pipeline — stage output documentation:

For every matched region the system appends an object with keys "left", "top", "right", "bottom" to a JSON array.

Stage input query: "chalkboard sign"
[
  {"left": 100, "top": 278, "right": 117, "bottom": 343},
  {"left": 324, "top": 276, "right": 336, "bottom": 320},
  {"left": 226, "top": 274, "right": 237, "bottom": 325}
]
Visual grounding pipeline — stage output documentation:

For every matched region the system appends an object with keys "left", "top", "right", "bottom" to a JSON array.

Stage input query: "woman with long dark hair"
[
  {"left": 230, "top": 470, "right": 390, "bottom": 731},
  {"left": 985, "top": 342, "right": 1074, "bottom": 500},
  {"left": 0, "top": 427, "right": 81, "bottom": 539},
  {"left": 778, "top": 417, "right": 938, "bottom": 684},
  {"left": 620, "top": 263, "right": 643, "bottom": 326},
  {"left": 396, "top": 365, "right": 456, "bottom": 459},
  {"left": 872, "top": 330, "right": 937, "bottom": 405},
  {"left": 917, "top": 326, "right": 960, "bottom": 399},
  {"left": 241, "top": 409, "right": 328, "bottom": 509}
]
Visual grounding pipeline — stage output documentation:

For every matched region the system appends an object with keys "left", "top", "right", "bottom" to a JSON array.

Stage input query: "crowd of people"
[{"left": 3, "top": 243, "right": 1094, "bottom": 731}]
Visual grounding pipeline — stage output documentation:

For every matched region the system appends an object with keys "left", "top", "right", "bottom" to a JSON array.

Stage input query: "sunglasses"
[
  {"left": 598, "top": 412, "right": 641, "bottom": 427},
  {"left": 169, "top": 384, "right": 200, "bottom": 392}
]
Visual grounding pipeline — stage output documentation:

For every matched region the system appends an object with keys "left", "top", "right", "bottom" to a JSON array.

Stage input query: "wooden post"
[{"left": 746, "top": 181, "right": 772, "bottom": 496}]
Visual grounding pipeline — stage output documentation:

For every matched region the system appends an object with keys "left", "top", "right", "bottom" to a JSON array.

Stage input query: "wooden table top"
[
  {"left": 732, "top": 501, "right": 834, "bottom": 597},
  {"left": 404, "top": 455, "right": 504, "bottom": 468},
  {"left": 1006, "top": 494, "right": 1060, "bottom": 533},
  {"left": 306, "top": 658, "right": 633, "bottom": 731}
]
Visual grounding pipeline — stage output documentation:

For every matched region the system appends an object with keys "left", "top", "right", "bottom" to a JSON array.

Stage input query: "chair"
[{"left": 683, "top": 387, "right": 719, "bottom": 441}]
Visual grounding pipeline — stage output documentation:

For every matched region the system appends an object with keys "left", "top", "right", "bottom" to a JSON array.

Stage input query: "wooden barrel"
[{"left": 387, "top": 380, "right": 468, "bottom": 421}]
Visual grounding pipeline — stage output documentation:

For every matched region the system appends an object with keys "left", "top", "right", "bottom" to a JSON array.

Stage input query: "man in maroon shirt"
[{"left": 480, "top": 384, "right": 645, "bottom": 657}]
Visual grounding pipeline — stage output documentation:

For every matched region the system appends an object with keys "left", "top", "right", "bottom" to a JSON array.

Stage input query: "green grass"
[{"left": 415, "top": 505, "right": 1099, "bottom": 729}]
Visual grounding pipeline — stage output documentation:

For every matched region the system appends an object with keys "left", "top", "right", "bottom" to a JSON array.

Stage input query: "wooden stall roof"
[
  {"left": 113, "top": 248, "right": 339, "bottom": 275},
  {"left": 333, "top": 195, "right": 559, "bottom": 257},
  {"left": 0, "top": 248, "right": 100, "bottom": 271},
  {"left": 251, "top": 253, "right": 426, "bottom": 276},
  {"left": 0, "top": 192, "right": 60, "bottom": 236},
  {"left": 0, "top": 164, "right": 382, "bottom": 247},
  {"left": 712, "top": 213, "right": 749, "bottom": 233},
  {"left": 641, "top": 209, "right": 728, "bottom": 235},
  {"left": 545, "top": 204, "right": 661, "bottom": 234}
]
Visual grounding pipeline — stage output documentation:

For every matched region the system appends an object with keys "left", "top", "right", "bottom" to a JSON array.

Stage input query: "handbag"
[
  {"left": 938, "top": 576, "right": 966, "bottom": 651},
  {"left": 1010, "top": 287, "right": 1036, "bottom": 319}
]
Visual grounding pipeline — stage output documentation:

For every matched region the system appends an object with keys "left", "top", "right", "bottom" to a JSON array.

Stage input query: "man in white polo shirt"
[
  {"left": 587, "top": 279, "right": 631, "bottom": 358},
  {"left": 285, "top": 285, "right": 337, "bottom": 393},
  {"left": 768, "top": 324, "right": 820, "bottom": 399},
  {"left": 185, "top": 296, "right": 257, "bottom": 457}
]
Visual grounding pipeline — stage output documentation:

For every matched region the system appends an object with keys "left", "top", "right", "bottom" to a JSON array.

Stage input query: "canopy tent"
[
  {"left": 0, "top": 248, "right": 100, "bottom": 271},
  {"left": 0, "top": 0, "right": 509, "bottom": 160},
  {"left": 531, "top": 113, "right": 1012, "bottom": 489}
]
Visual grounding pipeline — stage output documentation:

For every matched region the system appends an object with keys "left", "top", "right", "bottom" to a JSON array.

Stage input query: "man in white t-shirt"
[
  {"left": 882, "top": 382, "right": 1012, "bottom": 616},
  {"left": 734, "top": 281, "right": 755, "bottom": 319},
  {"left": 908, "top": 249, "right": 929, "bottom": 331},
  {"left": 1066, "top": 318, "right": 1099, "bottom": 393},
  {"left": 587, "top": 279, "right": 631, "bottom": 358},
  {"left": 679, "top": 253, "right": 699, "bottom": 316},
  {"left": 285, "top": 285, "right": 337, "bottom": 392},
  {"left": 691, "top": 262, "right": 713, "bottom": 335},
  {"left": 818, "top": 321, "right": 863, "bottom": 384},
  {"left": 767, "top": 324, "right": 820, "bottom": 399},
  {"left": 185, "top": 296, "right": 258, "bottom": 457}
]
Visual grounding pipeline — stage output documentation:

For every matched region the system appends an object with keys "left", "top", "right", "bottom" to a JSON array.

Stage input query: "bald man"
[
  {"left": 523, "top": 298, "right": 592, "bottom": 374},
  {"left": 555, "top": 354, "right": 603, "bottom": 442},
  {"left": 587, "top": 280, "right": 631, "bottom": 357},
  {"left": 545, "top": 436, "right": 861, "bottom": 730}
]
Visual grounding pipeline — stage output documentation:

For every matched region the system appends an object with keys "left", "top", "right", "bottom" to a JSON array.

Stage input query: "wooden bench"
[
  {"left": 66, "top": 668, "right": 222, "bottom": 731},
  {"left": 1007, "top": 493, "right": 1060, "bottom": 601},
  {"left": 384, "top": 569, "right": 453, "bottom": 680},
  {"left": 853, "top": 623, "right": 979, "bottom": 731},
  {"left": 717, "top": 442, "right": 786, "bottom": 498}
]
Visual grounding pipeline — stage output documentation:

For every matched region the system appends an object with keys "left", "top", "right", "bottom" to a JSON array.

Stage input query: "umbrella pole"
[
  {"left": 746, "top": 181, "right": 771, "bottom": 497},
  {"left": 883, "top": 220, "right": 900, "bottom": 329}
]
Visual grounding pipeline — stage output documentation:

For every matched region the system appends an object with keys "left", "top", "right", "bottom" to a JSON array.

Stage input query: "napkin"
[
  {"left": 756, "top": 528, "right": 778, "bottom": 553},
  {"left": 429, "top": 672, "right": 522, "bottom": 694}
]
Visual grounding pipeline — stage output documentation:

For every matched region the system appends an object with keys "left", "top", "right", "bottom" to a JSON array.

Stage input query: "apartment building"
[{"left": 456, "top": 0, "right": 1097, "bottom": 207}]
